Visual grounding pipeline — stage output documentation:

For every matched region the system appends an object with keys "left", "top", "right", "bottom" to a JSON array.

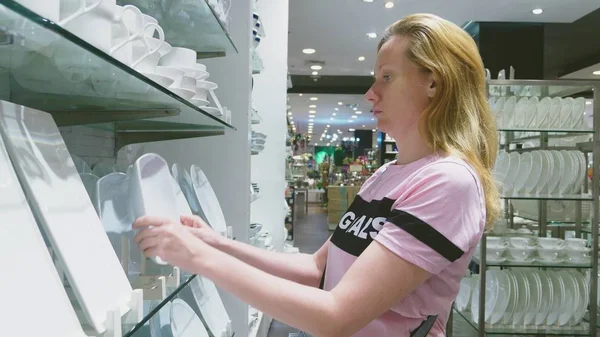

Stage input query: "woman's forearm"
[{"left": 214, "top": 237, "right": 324, "bottom": 287}]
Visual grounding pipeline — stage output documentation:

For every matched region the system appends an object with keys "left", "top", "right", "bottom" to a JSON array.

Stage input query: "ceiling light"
[
  {"left": 327, "top": 124, "right": 330, "bottom": 127},
  {"left": 303, "top": 48, "right": 316, "bottom": 54},
  {"left": 586, "top": 101, "right": 592, "bottom": 105},
  {"left": 310, "top": 97, "right": 318, "bottom": 101},
  {"left": 371, "top": 71, "right": 375, "bottom": 76},
  {"left": 289, "top": 116, "right": 293, "bottom": 119},
  {"left": 330, "top": 117, "right": 334, "bottom": 120},
  {"left": 314, "top": 143, "right": 318, "bottom": 146},
  {"left": 309, "top": 110, "right": 316, "bottom": 114},
  {"left": 363, "top": 0, "right": 373, "bottom": 2},
  {"left": 326, "top": 135, "right": 331, "bottom": 139},
  {"left": 287, "top": 112, "right": 292, "bottom": 115},
  {"left": 349, "top": 128, "right": 356, "bottom": 132},
  {"left": 355, "top": 111, "right": 362, "bottom": 114},
  {"left": 348, "top": 119, "right": 354, "bottom": 123},
  {"left": 343, "top": 137, "right": 348, "bottom": 141},
  {"left": 338, "top": 102, "right": 343, "bottom": 105},
  {"left": 593, "top": 70, "right": 600, "bottom": 76},
  {"left": 299, "top": 93, "right": 303, "bottom": 96},
  {"left": 311, "top": 65, "right": 322, "bottom": 70},
  {"left": 352, "top": 115, "right": 358, "bottom": 119},
  {"left": 334, "top": 108, "right": 339, "bottom": 111},
  {"left": 358, "top": 56, "right": 365, "bottom": 61},
  {"left": 385, "top": 1, "right": 394, "bottom": 9},
  {"left": 532, "top": 8, "right": 543, "bottom": 15},
  {"left": 366, "top": 32, "right": 377, "bottom": 39},
  {"left": 309, "top": 105, "right": 316, "bottom": 108},
  {"left": 371, "top": 118, "right": 375, "bottom": 121},
  {"left": 308, "top": 123, "right": 314, "bottom": 126},
  {"left": 326, "top": 143, "right": 330, "bottom": 146},
  {"left": 372, "top": 129, "right": 376, "bottom": 132},
  {"left": 290, "top": 121, "right": 294, "bottom": 124},
  {"left": 332, "top": 113, "right": 336, "bottom": 116},
  {"left": 309, "top": 119, "right": 314, "bottom": 122},
  {"left": 353, "top": 107, "right": 358, "bottom": 111},
  {"left": 362, "top": 125, "right": 366, "bottom": 127},
  {"left": 312, "top": 71, "right": 319, "bottom": 76}
]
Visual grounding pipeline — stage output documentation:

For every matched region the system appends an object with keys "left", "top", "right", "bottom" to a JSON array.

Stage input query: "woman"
[{"left": 134, "top": 13, "right": 499, "bottom": 337}]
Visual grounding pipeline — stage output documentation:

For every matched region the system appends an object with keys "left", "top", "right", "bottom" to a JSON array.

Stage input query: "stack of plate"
[
  {"left": 490, "top": 96, "right": 589, "bottom": 130},
  {"left": 493, "top": 150, "right": 587, "bottom": 196},
  {"left": 464, "top": 269, "right": 588, "bottom": 327},
  {"left": 252, "top": 131, "right": 267, "bottom": 153}
]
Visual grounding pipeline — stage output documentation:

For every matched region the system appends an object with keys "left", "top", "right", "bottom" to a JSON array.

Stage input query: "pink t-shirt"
[{"left": 324, "top": 153, "right": 485, "bottom": 336}]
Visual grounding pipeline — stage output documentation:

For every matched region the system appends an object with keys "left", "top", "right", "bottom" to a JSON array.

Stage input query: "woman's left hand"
[{"left": 133, "top": 216, "right": 209, "bottom": 272}]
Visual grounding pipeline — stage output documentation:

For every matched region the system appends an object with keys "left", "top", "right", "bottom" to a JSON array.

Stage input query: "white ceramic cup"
[
  {"left": 17, "top": 0, "right": 102, "bottom": 25},
  {"left": 537, "top": 247, "right": 562, "bottom": 261},
  {"left": 508, "top": 247, "right": 535, "bottom": 261},
  {"left": 565, "top": 247, "right": 591, "bottom": 261},
  {"left": 508, "top": 237, "right": 535, "bottom": 249},
  {"left": 537, "top": 237, "right": 565, "bottom": 249},
  {"left": 155, "top": 66, "right": 184, "bottom": 84},
  {"left": 486, "top": 237, "right": 508, "bottom": 249},
  {"left": 171, "top": 75, "right": 196, "bottom": 91},
  {"left": 159, "top": 47, "right": 197, "bottom": 68},
  {"left": 565, "top": 238, "right": 587, "bottom": 249}
]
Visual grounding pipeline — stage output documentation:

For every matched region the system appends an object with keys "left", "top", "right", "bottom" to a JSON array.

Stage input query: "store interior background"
[{"left": 3, "top": 0, "right": 600, "bottom": 337}]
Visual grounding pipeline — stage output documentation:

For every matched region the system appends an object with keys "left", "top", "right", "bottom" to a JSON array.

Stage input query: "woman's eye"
[{"left": 382, "top": 75, "right": 392, "bottom": 82}]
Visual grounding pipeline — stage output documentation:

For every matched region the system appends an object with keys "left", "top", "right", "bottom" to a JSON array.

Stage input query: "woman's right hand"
[{"left": 180, "top": 214, "right": 224, "bottom": 248}]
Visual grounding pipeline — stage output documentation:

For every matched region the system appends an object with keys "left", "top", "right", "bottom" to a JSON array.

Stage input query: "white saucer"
[
  {"left": 169, "top": 86, "right": 196, "bottom": 100},
  {"left": 566, "top": 258, "right": 591, "bottom": 265},
  {"left": 196, "top": 80, "right": 218, "bottom": 91},
  {"left": 190, "top": 97, "right": 210, "bottom": 107},
  {"left": 202, "top": 106, "right": 223, "bottom": 116},
  {"left": 141, "top": 71, "right": 174, "bottom": 88},
  {"left": 538, "top": 258, "right": 564, "bottom": 264},
  {"left": 506, "top": 258, "right": 535, "bottom": 264}
]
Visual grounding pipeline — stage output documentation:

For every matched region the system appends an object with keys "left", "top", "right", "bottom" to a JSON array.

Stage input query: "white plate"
[
  {"left": 196, "top": 80, "right": 219, "bottom": 91},
  {"left": 547, "top": 151, "right": 564, "bottom": 195},
  {"left": 129, "top": 153, "right": 180, "bottom": 265},
  {"left": 558, "top": 97, "right": 573, "bottom": 129},
  {"left": 471, "top": 272, "right": 498, "bottom": 324},
  {"left": 170, "top": 87, "right": 196, "bottom": 100},
  {"left": 566, "top": 151, "right": 581, "bottom": 194},
  {"left": 190, "top": 277, "right": 231, "bottom": 337},
  {"left": 190, "top": 165, "right": 228, "bottom": 236},
  {"left": 493, "top": 97, "right": 506, "bottom": 126},
  {"left": 570, "top": 270, "right": 588, "bottom": 325},
  {"left": 534, "top": 97, "right": 551, "bottom": 128},
  {"left": 0, "top": 131, "right": 88, "bottom": 337},
  {"left": 489, "top": 270, "right": 511, "bottom": 324},
  {"left": 511, "top": 270, "right": 530, "bottom": 325},
  {"left": 513, "top": 97, "right": 529, "bottom": 127},
  {"left": 557, "top": 271, "right": 577, "bottom": 326},
  {"left": 0, "top": 101, "right": 132, "bottom": 333},
  {"left": 522, "top": 270, "right": 541, "bottom": 325},
  {"left": 172, "top": 163, "right": 202, "bottom": 215},
  {"left": 546, "top": 270, "right": 565, "bottom": 325},
  {"left": 504, "top": 151, "right": 521, "bottom": 194},
  {"left": 97, "top": 173, "right": 132, "bottom": 234},
  {"left": 455, "top": 277, "right": 473, "bottom": 312},
  {"left": 502, "top": 96, "right": 517, "bottom": 128},
  {"left": 72, "top": 154, "right": 92, "bottom": 174},
  {"left": 558, "top": 150, "right": 575, "bottom": 195},
  {"left": 142, "top": 71, "right": 175, "bottom": 88},
  {"left": 170, "top": 299, "right": 210, "bottom": 337},
  {"left": 502, "top": 271, "right": 518, "bottom": 324},
  {"left": 533, "top": 270, "right": 552, "bottom": 326},
  {"left": 524, "top": 96, "right": 539, "bottom": 128},
  {"left": 190, "top": 97, "right": 210, "bottom": 107},
  {"left": 527, "top": 151, "right": 545, "bottom": 194},
  {"left": 513, "top": 152, "right": 532, "bottom": 194},
  {"left": 571, "top": 98, "right": 586, "bottom": 129},
  {"left": 546, "top": 97, "right": 562, "bottom": 128}
]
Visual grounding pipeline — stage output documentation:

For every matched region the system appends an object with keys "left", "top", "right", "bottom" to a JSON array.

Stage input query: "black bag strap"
[{"left": 409, "top": 315, "right": 438, "bottom": 337}]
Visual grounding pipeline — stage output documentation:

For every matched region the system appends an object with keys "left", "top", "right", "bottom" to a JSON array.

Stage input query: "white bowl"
[
  {"left": 146, "top": 38, "right": 172, "bottom": 57},
  {"left": 141, "top": 72, "right": 174, "bottom": 88},
  {"left": 159, "top": 47, "right": 197, "bottom": 68},
  {"left": 133, "top": 52, "right": 161, "bottom": 73},
  {"left": 565, "top": 238, "right": 587, "bottom": 249},
  {"left": 169, "top": 87, "right": 196, "bottom": 100},
  {"left": 486, "top": 237, "right": 507, "bottom": 249},
  {"left": 565, "top": 246, "right": 591, "bottom": 261},
  {"left": 194, "top": 63, "right": 207, "bottom": 72}
]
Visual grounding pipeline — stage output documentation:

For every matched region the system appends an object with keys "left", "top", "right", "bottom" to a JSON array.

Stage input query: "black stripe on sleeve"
[{"left": 386, "top": 209, "right": 464, "bottom": 262}]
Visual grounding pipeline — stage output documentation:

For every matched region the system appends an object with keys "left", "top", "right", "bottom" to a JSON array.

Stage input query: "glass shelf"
[
  {"left": 487, "top": 79, "right": 596, "bottom": 98},
  {"left": 118, "top": 0, "right": 238, "bottom": 57},
  {"left": 123, "top": 274, "right": 198, "bottom": 337},
  {"left": 498, "top": 127, "right": 593, "bottom": 133},
  {"left": 0, "top": 1, "right": 234, "bottom": 131},
  {"left": 471, "top": 255, "right": 592, "bottom": 269},
  {"left": 502, "top": 193, "right": 593, "bottom": 201},
  {"left": 453, "top": 307, "right": 591, "bottom": 335}
]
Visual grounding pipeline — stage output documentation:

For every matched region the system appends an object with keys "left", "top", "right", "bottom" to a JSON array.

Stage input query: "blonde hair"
[{"left": 378, "top": 14, "right": 500, "bottom": 229}]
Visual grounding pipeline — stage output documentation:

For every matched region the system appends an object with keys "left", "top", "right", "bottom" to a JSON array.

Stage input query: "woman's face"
[{"left": 365, "top": 36, "right": 435, "bottom": 137}]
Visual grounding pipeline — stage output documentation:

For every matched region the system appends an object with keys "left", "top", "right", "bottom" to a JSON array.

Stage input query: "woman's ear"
[{"left": 427, "top": 76, "right": 436, "bottom": 98}]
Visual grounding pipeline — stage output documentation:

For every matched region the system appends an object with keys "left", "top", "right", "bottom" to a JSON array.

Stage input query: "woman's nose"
[{"left": 365, "top": 86, "right": 378, "bottom": 103}]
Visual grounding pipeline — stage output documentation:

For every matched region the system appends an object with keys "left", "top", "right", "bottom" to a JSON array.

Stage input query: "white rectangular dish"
[
  {"left": 0, "top": 101, "right": 132, "bottom": 333},
  {"left": 0, "top": 126, "right": 86, "bottom": 337}
]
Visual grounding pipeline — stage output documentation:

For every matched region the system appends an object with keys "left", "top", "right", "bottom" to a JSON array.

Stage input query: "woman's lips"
[{"left": 372, "top": 110, "right": 383, "bottom": 116}]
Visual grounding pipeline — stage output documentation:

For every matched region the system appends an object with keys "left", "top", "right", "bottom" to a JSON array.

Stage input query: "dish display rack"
[
  {"left": 449, "top": 79, "right": 600, "bottom": 337},
  {"left": 0, "top": 1, "right": 254, "bottom": 337}
]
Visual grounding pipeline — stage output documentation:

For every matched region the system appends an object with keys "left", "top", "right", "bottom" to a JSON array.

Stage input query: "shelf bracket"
[{"left": 51, "top": 108, "right": 179, "bottom": 127}]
